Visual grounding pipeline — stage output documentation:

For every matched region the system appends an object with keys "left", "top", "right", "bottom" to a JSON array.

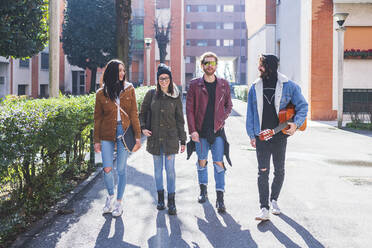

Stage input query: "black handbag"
[
  {"left": 115, "top": 102, "right": 136, "bottom": 152},
  {"left": 118, "top": 125, "right": 135, "bottom": 152},
  {"left": 145, "top": 89, "right": 155, "bottom": 131}
]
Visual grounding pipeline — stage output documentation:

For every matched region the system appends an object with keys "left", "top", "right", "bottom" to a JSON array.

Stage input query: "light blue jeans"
[
  {"left": 101, "top": 122, "right": 129, "bottom": 200},
  {"left": 195, "top": 137, "right": 225, "bottom": 192},
  {"left": 152, "top": 147, "right": 176, "bottom": 193}
]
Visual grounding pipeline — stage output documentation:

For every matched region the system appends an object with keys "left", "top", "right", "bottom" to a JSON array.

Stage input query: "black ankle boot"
[
  {"left": 216, "top": 191, "right": 226, "bottom": 213},
  {"left": 157, "top": 190, "right": 165, "bottom": 210},
  {"left": 198, "top": 184, "right": 208, "bottom": 203},
  {"left": 167, "top": 193, "right": 177, "bottom": 215}
]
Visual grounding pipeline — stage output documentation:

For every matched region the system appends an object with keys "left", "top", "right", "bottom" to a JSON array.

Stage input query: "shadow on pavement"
[
  {"left": 94, "top": 214, "right": 140, "bottom": 248},
  {"left": 24, "top": 163, "right": 155, "bottom": 248},
  {"left": 279, "top": 213, "right": 325, "bottom": 248},
  {"left": 126, "top": 164, "right": 157, "bottom": 204},
  {"left": 147, "top": 211, "right": 190, "bottom": 248},
  {"left": 195, "top": 201, "right": 257, "bottom": 248},
  {"left": 257, "top": 220, "right": 301, "bottom": 247}
]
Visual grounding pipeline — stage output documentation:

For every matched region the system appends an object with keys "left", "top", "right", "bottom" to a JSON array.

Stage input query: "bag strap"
[{"left": 115, "top": 102, "right": 129, "bottom": 118}]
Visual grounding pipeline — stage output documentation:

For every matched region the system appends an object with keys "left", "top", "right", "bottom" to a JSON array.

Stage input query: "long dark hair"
[
  {"left": 103, "top": 59, "right": 126, "bottom": 101},
  {"left": 259, "top": 54, "right": 279, "bottom": 81}
]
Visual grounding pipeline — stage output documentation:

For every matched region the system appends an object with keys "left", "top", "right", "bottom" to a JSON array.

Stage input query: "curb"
[{"left": 11, "top": 167, "right": 103, "bottom": 248}]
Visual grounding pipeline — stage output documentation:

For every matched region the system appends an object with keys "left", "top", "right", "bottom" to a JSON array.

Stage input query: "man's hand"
[
  {"left": 250, "top": 138, "right": 256, "bottom": 148},
  {"left": 142, "top": 129, "right": 152, "bottom": 137},
  {"left": 286, "top": 122, "right": 297, "bottom": 136},
  {"left": 180, "top": 145, "right": 186, "bottom": 153},
  {"left": 94, "top": 143, "right": 101, "bottom": 153},
  {"left": 191, "top": 131, "right": 200, "bottom": 142},
  {"left": 132, "top": 139, "right": 141, "bottom": 152}
]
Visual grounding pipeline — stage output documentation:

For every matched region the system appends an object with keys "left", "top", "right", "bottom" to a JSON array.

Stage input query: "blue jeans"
[
  {"left": 195, "top": 137, "right": 225, "bottom": 192},
  {"left": 101, "top": 122, "right": 130, "bottom": 200},
  {"left": 153, "top": 148, "right": 176, "bottom": 193}
]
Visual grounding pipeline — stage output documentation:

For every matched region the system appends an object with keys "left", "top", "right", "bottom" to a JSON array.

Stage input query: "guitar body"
[{"left": 259, "top": 103, "right": 307, "bottom": 141}]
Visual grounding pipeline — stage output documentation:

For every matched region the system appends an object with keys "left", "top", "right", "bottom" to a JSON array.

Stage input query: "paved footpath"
[{"left": 24, "top": 99, "right": 372, "bottom": 248}]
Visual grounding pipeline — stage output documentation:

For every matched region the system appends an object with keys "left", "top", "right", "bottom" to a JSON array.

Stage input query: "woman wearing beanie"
[
  {"left": 139, "top": 63, "right": 186, "bottom": 215},
  {"left": 94, "top": 59, "right": 141, "bottom": 217}
]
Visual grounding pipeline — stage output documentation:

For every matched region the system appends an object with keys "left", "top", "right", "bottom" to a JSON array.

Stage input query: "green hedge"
[
  {"left": 0, "top": 87, "right": 150, "bottom": 246},
  {"left": 234, "top": 85, "right": 248, "bottom": 102}
]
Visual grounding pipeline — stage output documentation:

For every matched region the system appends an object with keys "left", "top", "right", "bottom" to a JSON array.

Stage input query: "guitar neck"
[{"left": 273, "top": 118, "right": 293, "bottom": 134}]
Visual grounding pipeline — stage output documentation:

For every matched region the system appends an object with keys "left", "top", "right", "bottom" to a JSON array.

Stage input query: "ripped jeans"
[
  {"left": 256, "top": 137, "right": 287, "bottom": 210},
  {"left": 195, "top": 136, "right": 225, "bottom": 192}
]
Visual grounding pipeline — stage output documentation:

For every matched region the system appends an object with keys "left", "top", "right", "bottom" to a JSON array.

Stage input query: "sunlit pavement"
[{"left": 23, "top": 99, "right": 372, "bottom": 248}]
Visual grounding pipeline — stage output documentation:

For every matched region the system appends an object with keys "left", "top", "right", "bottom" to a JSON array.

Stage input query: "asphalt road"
[{"left": 24, "top": 99, "right": 372, "bottom": 248}]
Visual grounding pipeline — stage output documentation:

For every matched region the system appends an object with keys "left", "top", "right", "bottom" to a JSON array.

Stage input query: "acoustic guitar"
[{"left": 259, "top": 103, "right": 307, "bottom": 141}]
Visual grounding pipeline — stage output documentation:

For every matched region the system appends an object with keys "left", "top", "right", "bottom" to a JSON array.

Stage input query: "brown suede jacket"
[{"left": 94, "top": 83, "right": 141, "bottom": 143}]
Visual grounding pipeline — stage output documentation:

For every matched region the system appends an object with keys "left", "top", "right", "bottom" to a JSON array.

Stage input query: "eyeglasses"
[
  {"left": 159, "top": 76, "right": 170, "bottom": 82},
  {"left": 202, "top": 61, "right": 217, "bottom": 66}
]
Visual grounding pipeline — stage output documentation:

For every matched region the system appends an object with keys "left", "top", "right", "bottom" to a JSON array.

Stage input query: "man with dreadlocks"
[{"left": 246, "top": 54, "right": 308, "bottom": 221}]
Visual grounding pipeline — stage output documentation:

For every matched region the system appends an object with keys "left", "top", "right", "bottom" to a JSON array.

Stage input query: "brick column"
[
  {"left": 310, "top": 0, "right": 336, "bottom": 120},
  {"left": 31, "top": 55, "right": 39, "bottom": 98}
]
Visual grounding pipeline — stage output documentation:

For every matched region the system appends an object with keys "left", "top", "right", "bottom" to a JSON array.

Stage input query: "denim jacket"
[{"left": 245, "top": 72, "right": 308, "bottom": 140}]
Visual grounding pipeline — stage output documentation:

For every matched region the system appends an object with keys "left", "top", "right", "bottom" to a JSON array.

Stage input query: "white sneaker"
[
  {"left": 271, "top": 200, "right": 281, "bottom": 215},
  {"left": 112, "top": 201, "right": 123, "bottom": 217},
  {"left": 103, "top": 195, "right": 114, "bottom": 214},
  {"left": 255, "top": 208, "right": 270, "bottom": 221}
]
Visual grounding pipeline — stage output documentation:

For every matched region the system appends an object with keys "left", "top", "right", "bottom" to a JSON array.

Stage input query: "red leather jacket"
[{"left": 186, "top": 77, "right": 233, "bottom": 134}]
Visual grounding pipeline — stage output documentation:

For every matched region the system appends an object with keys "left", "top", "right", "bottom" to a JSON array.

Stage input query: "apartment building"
[{"left": 184, "top": 0, "right": 247, "bottom": 87}]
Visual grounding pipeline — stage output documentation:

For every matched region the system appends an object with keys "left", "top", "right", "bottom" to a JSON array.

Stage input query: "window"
[
  {"left": 186, "top": 40, "right": 191, "bottom": 46},
  {"left": 18, "top": 84, "right": 28, "bottom": 95},
  {"left": 197, "top": 40, "right": 208, "bottom": 47},
  {"left": 223, "top": 5, "right": 234, "bottom": 12},
  {"left": 185, "top": 56, "right": 191, "bottom": 63},
  {"left": 216, "top": 5, "right": 221, "bottom": 12},
  {"left": 186, "top": 22, "right": 191, "bottom": 29},
  {"left": 72, "top": 71, "right": 85, "bottom": 95},
  {"left": 0, "top": 76, "right": 4, "bottom": 85},
  {"left": 198, "top": 5, "right": 207, "bottom": 12},
  {"left": 223, "top": 40, "right": 233, "bottom": 47},
  {"left": 79, "top": 72, "right": 85, "bottom": 94},
  {"left": 40, "top": 84, "right": 48, "bottom": 98},
  {"left": 41, "top": 52, "right": 49, "bottom": 69},
  {"left": 186, "top": 5, "right": 191, "bottom": 12},
  {"left": 197, "top": 24, "right": 204, "bottom": 30},
  {"left": 216, "top": 23, "right": 221, "bottom": 29},
  {"left": 216, "top": 40, "right": 220, "bottom": 47},
  {"left": 224, "top": 23, "right": 234, "bottom": 30},
  {"left": 235, "top": 5, "right": 245, "bottom": 12},
  {"left": 19, "top": 59, "right": 30, "bottom": 68},
  {"left": 343, "top": 89, "right": 372, "bottom": 113}
]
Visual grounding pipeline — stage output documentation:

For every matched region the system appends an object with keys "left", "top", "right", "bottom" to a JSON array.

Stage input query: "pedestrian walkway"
[{"left": 22, "top": 99, "right": 372, "bottom": 248}]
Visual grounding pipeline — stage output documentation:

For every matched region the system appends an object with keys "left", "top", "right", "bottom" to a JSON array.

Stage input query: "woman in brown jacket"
[
  {"left": 140, "top": 64, "right": 186, "bottom": 215},
  {"left": 94, "top": 59, "right": 141, "bottom": 217}
]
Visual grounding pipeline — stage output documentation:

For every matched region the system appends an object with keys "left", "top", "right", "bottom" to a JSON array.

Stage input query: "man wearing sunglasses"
[{"left": 186, "top": 52, "right": 233, "bottom": 213}]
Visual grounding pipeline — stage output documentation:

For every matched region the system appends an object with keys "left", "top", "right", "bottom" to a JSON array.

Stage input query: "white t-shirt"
[{"left": 116, "top": 97, "right": 121, "bottom": 121}]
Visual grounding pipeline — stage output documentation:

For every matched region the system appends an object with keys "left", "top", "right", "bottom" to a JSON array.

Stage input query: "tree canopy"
[
  {"left": 62, "top": 0, "right": 116, "bottom": 92},
  {"left": 0, "top": 0, "right": 49, "bottom": 58}
]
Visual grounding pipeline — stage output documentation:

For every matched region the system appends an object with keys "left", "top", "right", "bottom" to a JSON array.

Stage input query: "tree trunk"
[
  {"left": 89, "top": 67, "right": 97, "bottom": 93},
  {"left": 116, "top": 0, "right": 131, "bottom": 78}
]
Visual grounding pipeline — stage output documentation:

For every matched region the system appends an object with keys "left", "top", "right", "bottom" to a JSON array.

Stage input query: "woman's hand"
[
  {"left": 94, "top": 143, "right": 101, "bottom": 153},
  {"left": 142, "top": 129, "right": 152, "bottom": 137},
  {"left": 180, "top": 145, "right": 186, "bottom": 153},
  {"left": 132, "top": 139, "right": 141, "bottom": 152},
  {"left": 191, "top": 131, "right": 200, "bottom": 142}
]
